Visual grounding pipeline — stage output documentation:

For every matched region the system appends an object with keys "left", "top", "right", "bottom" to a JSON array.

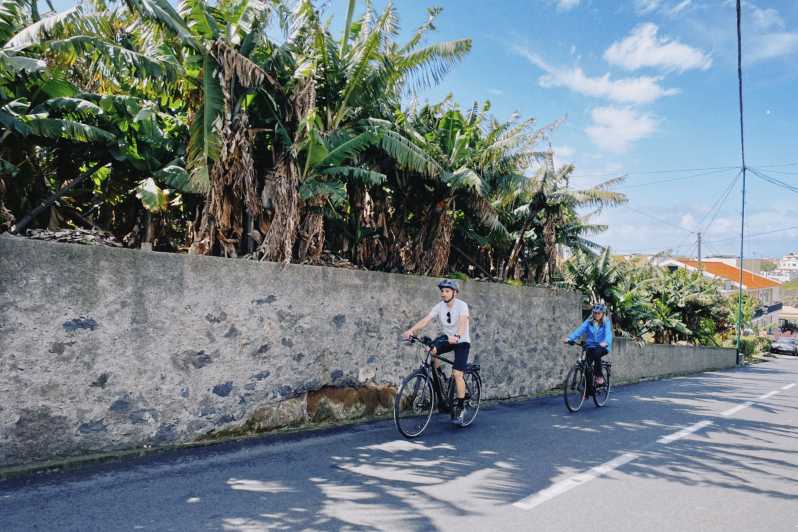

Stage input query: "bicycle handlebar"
[{"left": 404, "top": 334, "right": 433, "bottom": 347}]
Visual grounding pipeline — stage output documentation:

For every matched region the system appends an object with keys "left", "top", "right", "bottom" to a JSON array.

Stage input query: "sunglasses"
[{"left": 446, "top": 311, "right": 451, "bottom": 324}]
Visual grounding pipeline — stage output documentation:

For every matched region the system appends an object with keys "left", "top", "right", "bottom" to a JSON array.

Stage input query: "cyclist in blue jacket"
[{"left": 564, "top": 303, "right": 613, "bottom": 385}]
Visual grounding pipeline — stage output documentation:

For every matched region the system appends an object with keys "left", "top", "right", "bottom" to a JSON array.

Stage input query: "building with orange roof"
[{"left": 659, "top": 257, "right": 783, "bottom": 329}]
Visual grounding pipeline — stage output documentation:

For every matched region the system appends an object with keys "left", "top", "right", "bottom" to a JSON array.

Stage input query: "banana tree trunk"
[
  {"left": 258, "top": 155, "right": 301, "bottom": 263},
  {"left": 413, "top": 200, "right": 453, "bottom": 276},
  {"left": 543, "top": 217, "right": 557, "bottom": 283},
  {"left": 351, "top": 187, "right": 389, "bottom": 269},
  {"left": 505, "top": 218, "right": 531, "bottom": 280},
  {"left": 296, "top": 196, "right": 325, "bottom": 263}
]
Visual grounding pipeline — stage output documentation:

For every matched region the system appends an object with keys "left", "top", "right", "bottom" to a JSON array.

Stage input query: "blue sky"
[
  {"left": 330, "top": 0, "right": 798, "bottom": 259},
  {"left": 50, "top": 0, "right": 798, "bottom": 259}
]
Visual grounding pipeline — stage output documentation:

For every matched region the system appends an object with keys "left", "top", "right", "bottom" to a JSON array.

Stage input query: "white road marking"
[
  {"left": 513, "top": 453, "right": 639, "bottom": 510},
  {"left": 657, "top": 420, "right": 713, "bottom": 445},
  {"left": 758, "top": 390, "right": 781, "bottom": 400},
  {"left": 721, "top": 401, "right": 754, "bottom": 417},
  {"left": 512, "top": 379, "right": 796, "bottom": 511}
]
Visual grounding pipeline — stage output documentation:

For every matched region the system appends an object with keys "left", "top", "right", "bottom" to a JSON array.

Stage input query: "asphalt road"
[{"left": 2, "top": 356, "right": 797, "bottom": 532}]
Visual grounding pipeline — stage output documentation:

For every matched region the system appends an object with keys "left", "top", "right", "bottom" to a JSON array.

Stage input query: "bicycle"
[
  {"left": 563, "top": 341, "right": 612, "bottom": 412},
  {"left": 393, "top": 335, "right": 482, "bottom": 438}
]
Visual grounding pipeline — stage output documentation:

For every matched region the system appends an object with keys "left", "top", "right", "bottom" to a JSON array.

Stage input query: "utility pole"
[
  {"left": 697, "top": 232, "right": 702, "bottom": 270},
  {"left": 734, "top": 0, "right": 747, "bottom": 366}
]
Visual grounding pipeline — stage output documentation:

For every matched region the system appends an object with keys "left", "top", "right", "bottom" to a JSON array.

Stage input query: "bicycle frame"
[
  {"left": 407, "top": 335, "right": 455, "bottom": 409},
  {"left": 569, "top": 342, "right": 609, "bottom": 394}
]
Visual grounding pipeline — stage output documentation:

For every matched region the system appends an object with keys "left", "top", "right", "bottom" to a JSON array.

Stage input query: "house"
[
  {"left": 660, "top": 258, "right": 783, "bottom": 328},
  {"left": 764, "top": 251, "right": 798, "bottom": 282}
]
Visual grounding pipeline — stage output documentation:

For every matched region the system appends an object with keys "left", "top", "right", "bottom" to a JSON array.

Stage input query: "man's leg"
[{"left": 452, "top": 369, "right": 465, "bottom": 399}]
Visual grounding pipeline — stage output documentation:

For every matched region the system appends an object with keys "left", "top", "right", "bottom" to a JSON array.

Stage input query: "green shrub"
[
  {"left": 738, "top": 336, "right": 757, "bottom": 357},
  {"left": 754, "top": 336, "right": 772, "bottom": 353}
]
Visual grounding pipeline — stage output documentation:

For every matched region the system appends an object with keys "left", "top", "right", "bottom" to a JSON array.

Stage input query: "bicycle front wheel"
[
  {"left": 394, "top": 372, "right": 435, "bottom": 438},
  {"left": 564, "top": 366, "right": 586, "bottom": 412},
  {"left": 593, "top": 364, "right": 612, "bottom": 407}
]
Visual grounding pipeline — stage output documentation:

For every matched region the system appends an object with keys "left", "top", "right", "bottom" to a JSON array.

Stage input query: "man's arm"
[
  {"left": 450, "top": 314, "right": 468, "bottom": 344},
  {"left": 403, "top": 314, "right": 433, "bottom": 339}
]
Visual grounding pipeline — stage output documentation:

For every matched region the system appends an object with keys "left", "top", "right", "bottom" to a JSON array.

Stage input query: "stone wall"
[
  {"left": 0, "top": 236, "right": 736, "bottom": 470},
  {"left": 610, "top": 339, "right": 736, "bottom": 383}
]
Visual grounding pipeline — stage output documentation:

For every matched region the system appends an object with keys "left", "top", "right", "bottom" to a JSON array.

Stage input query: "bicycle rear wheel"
[
  {"left": 394, "top": 372, "right": 435, "bottom": 438},
  {"left": 593, "top": 364, "right": 612, "bottom": 407},
  {"left": 564, "top": 365, "right": 587, "bottom": 412},
  {"left": 460, "top": 371, "right": 482, "bottom": 427}
]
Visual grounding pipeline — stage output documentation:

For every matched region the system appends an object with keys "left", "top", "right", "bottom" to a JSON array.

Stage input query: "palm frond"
[
  {"left": 379, "top": 128, "right": 441, "bottom": 177},
  {"left": 319, "top": 130, "right": 378, "bottom": 167},
  {"left": 4, "top": 6, "right": 80, "bottom": 50},
  {"left": 319, "top": 166, "right": 386, "bottom": 186},
  {"left": 0, "top": 50, "right": 45, "bottom": 73},
  {"left": 24, "top": 117, "right": 115, "bottom": 143},
  {"left": 124, "top": 0, "right": 199, "bottom": 50},
  {"left": 186, "top": 53, "right": 222, "bottom": 193},
  {"left": 398, "top": 38, "right": 472, "bottom": 92},
  {"left": 45, "top": 35, "right": 180, "bottom": 83}
]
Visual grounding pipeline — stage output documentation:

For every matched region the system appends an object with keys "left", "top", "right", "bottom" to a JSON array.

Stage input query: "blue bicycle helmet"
[
  {"left": 592, "top": 303, "right": 607, "bottom": 313},
  {"left": 437, "top": 279, "right": 459, "bottom": 292}
]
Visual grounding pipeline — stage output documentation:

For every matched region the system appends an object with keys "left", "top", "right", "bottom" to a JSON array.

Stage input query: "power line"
[
  {"left": 569, "top": 164, "right": 739, "bottom": 179},
  {"left": 703, "top": 224, "right": 798, "bottom": 244},
  {"left": 623, "top": 204, "right": 695, "bottom": 234},
  {"left": 754, "top": 162, "right": 798, "bottom": 168},
  {"left": 755, "top": 169, "right": 798, "bottom": 176},
  {"left": 749, "top": 168, "right": 798, "bottom": 194},
  {"left": 569, "top": 162, "right": 798, "bottom": 180},
  {"left": 614, "top": 168, "right": 734, "bottom": 190},
  {"left": 699, "top": 170, "right": 741, "bottom": 234}
]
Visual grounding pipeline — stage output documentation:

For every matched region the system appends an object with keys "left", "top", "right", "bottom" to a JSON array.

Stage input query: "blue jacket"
[{"left": 568, "top": 318, "right": 613, "bottom": 352}]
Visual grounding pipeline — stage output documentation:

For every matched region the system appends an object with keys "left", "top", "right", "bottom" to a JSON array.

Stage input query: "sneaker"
[
  {"left": 594, "top": 373, "right": 605, "bottom": 386},
  {"left": 451, "top": 406, "right": 465, "bottom": 426}
]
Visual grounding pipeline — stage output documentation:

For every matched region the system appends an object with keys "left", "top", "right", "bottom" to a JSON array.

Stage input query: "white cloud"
[
  {"left": 747, "top": 32, "right": 798, "bottom": 63},
  {"left": 604, "top": 23, "right": 712, "bottom": 72},
  {"left": 488, "top": 88, "right": 504, "bottom": 95},
  {"left": 556, "top": 0, "right": 580, "bottom": 10},
  {"left": 680, "top": 213, "right": 698, "bottom": 231},
  {"left": 552, "top": 145, "right": 576, "bottom": 159},
  {"left": 634, "top": 0, "right": 661, "bottom": 15},
  {"left": 514, "top": 46, "right": 679, "bottom": 104},
  {"left": 751, "top": 6, "right": 785, "bottom": 31},
  {"left": 585, "top": 106, "right": 658, "bottom": 153},
  {"left": 670, "top": 0, "right": 692, "bottom": 15}
]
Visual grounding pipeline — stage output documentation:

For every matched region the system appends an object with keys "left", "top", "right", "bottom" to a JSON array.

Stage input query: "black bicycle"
[
  {"left": 563, "top": 341, "right": 612, "bottom": 412},
  {"left": 394, "top": 335, "right": 482, "bottom": 438}
]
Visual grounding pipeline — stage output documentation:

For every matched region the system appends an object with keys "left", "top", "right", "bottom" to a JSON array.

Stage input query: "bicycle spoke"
[{"left": 394, "top": 373, "right": 434, "bottom": 438}]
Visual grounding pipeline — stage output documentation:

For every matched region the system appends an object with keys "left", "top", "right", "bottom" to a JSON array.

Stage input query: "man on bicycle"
[
  {"left": 564, "top": 303, "right": 612, "bottom": 385},
  {"left": 402, "top": 279, "right": 471, "bottom": 426}
]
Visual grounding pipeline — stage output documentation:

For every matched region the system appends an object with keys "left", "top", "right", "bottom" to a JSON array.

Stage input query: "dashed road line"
[
  {"left": 513, "top": 381, "right": 793, "bottom": 511},
  {"left": 513, "top": 453, "right": 639, "bottom": 510},
  {"left": 657, "top": 420, "right": 714, "bottom": 445}
]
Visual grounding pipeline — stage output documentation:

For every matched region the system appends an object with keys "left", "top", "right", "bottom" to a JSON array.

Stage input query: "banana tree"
[{"left": 506, "top": 152, "right": 626, "bottom": 282}]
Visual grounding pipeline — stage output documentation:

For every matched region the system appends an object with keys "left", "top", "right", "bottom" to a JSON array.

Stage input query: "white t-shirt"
[{"left": 428, "top": 299, "right": 471, "bottom": 344}]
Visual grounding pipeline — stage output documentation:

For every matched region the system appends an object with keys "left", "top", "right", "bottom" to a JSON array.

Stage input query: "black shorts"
[{"left": 431, "top": 336, "right": 470, "bottom": 371}]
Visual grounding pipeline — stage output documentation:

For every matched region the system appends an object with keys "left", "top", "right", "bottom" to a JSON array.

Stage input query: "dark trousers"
[{"left": 586, "top": 346, "right": 608, "bottom": 375}]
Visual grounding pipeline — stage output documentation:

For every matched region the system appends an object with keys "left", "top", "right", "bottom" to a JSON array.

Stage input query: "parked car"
[{"left": 770, "top": 337, "right": 798, "bottom": 355}]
